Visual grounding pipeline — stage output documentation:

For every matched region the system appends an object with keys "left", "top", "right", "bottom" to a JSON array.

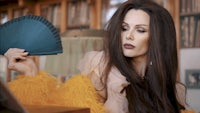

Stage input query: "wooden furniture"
[{"left": 179, "top": 0, "right": 200, "bottom": 48}]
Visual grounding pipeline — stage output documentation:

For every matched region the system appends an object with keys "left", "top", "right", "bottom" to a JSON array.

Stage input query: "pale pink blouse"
[{"left": 78, "top": 51, "right": 186, "bottom": 113}]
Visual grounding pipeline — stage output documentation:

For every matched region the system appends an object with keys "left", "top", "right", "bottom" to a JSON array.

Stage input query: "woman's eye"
[
  {"left": 137, "top": 29, "right": 146, "bottom": 33},
  {"left": 121, "top": 26, "right": 129, "bottom": 31}
]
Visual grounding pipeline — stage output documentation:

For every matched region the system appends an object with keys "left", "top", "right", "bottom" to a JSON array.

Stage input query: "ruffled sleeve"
[
  {"left": 176, "top": 83, "right": 187, "bottom": 108},
  {"left": 104, "top": 67, "right": 129, "bottom": 113},
  {"left": 78, "top": 51, "right": 130, "bottom": 113},
  {"left": 78, "top": 51, "right": 105, "bottom": 77},
  {"left": 176, "top": 83, "right": 196, "bottom": 113},
  {"left": 77, "top": 51, "right": 107, "bottom": 101}
]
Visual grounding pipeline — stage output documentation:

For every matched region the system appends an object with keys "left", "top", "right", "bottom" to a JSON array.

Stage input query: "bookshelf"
[
  {"left": 35, "top": 1, "right": 62, "bottom": 32},
  {"left": 0, "top": 0, "right": 35, "bottom": 24},
  {"left": 180, "top": 0, "right": 200, "bottom": 48},
  {"left": 0, "top": 0, "right": 102, "bottom": 32},
  {"left": 34, "top": 0, "right": 102, "bottom": 32},
  {"left": 67, "top": 0, "right": 90, "bottom": 29}
]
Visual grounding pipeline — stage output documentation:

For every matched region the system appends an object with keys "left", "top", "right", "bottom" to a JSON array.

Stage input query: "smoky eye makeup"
[
  {"left": 121, "top": 21, "right": 149, "bottom": 32},
  {"left": 121, "top": 22, "right": 129, "bottom": 31},
  {"left": 135, "top": 25, "right": 149, "bottom": 32},
  {"left": 136, "top": 27, "right": 147, "bottom": 33},
  {"left": 137, "top": 29, "right": 146, "bottom": 33}
]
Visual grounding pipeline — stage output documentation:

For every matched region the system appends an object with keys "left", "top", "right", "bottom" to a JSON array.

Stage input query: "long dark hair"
[{"left": 103, "top": 0, "right": 185, "bottom": 113}]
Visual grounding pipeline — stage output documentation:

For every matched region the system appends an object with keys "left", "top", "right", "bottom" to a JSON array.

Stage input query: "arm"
[{"left": 4, "top": 48, "right": 38, "bottom": 76}]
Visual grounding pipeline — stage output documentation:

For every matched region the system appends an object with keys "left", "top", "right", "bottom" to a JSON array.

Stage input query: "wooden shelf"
[{"left": 180, "top": 12, "right": 200, "bottom": 17}]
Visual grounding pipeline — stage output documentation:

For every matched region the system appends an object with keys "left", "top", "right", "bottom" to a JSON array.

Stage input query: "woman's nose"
[{"left": 126, "top": 32, "right": 134, "bottom": 40}]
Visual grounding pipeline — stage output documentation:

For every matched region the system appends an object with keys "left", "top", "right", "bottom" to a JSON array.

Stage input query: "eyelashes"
[
  {"left": 121, "top": 25, "right": 129, "bottom": 31},
  {"left": 121, "top": 27, "right": 127, "bottom": 31},
  {"left": 137, "top": 29, "right": 146, "bottom": 33}
]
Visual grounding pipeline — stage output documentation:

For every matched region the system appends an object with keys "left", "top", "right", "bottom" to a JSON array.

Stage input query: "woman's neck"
[{"left": 132, "top": 56, "right": 147, "bottom": 77}]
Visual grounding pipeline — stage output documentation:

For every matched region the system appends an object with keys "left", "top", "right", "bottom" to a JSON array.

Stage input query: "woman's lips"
[{"left": 124, "top": 43, "right": 135, "bottom": 49}]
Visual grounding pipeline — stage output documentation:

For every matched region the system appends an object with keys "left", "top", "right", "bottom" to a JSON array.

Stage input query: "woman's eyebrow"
[
  {"left": 122, "top": 22, "right": 128, "bottom": 25},
  {"left": 122, "top": 22, "right": 148, "bottom": 26},
  {"left": 135, "top": 24, "right": 149, "bottom": 27}
]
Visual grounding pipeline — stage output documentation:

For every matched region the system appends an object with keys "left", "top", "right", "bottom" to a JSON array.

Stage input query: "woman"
[
  {"left": 5, "top": 0, "right": 187, "bottom": 113},
  {"left": 79, "top": 0, "right": 186, "bottom": 113}
]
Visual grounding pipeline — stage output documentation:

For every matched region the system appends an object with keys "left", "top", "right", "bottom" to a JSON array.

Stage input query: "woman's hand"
[{"left": 4, "top": 48, "right": 38, "bottom": 76}]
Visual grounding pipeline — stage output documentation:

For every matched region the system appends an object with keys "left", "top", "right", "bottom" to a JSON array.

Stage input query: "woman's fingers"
[
  {"left": 5, "top": 48, "right": 28, "bottom": 60},
  {"left": 4, "top": 48, "right": 38, "bottom": 76},
  {"left": 11, "top": 52, "right": 29, "bottom": 61},
  {"left": 5, "top": 48, "right": 28, "bottom": 70}
]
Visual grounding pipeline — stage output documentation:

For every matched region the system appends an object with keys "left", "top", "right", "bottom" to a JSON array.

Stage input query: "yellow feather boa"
[{"left": 8, "top": 71, "right": 105, "bottom": 113}]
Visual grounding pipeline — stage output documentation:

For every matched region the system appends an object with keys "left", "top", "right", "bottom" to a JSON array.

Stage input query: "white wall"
[{"left": 180, "top": 48, "right": 200, "bottom": 112}]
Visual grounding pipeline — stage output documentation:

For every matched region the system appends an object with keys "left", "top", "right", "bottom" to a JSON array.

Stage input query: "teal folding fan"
[{"left": 0, "top": 15, "right": 63, "bottom": 55}]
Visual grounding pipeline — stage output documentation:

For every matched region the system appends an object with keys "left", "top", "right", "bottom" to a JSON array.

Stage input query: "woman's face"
[{"left": 121, "top": 9, "right": 150, "bottom": 61}]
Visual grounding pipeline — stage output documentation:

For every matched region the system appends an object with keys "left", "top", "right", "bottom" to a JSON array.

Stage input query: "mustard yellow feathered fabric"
[
  {"left": 8, "top": 71, "right": 105, "bottom": 113},
  {"left": 7, "top": 71, "right": 194, "bottom": 113}
]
